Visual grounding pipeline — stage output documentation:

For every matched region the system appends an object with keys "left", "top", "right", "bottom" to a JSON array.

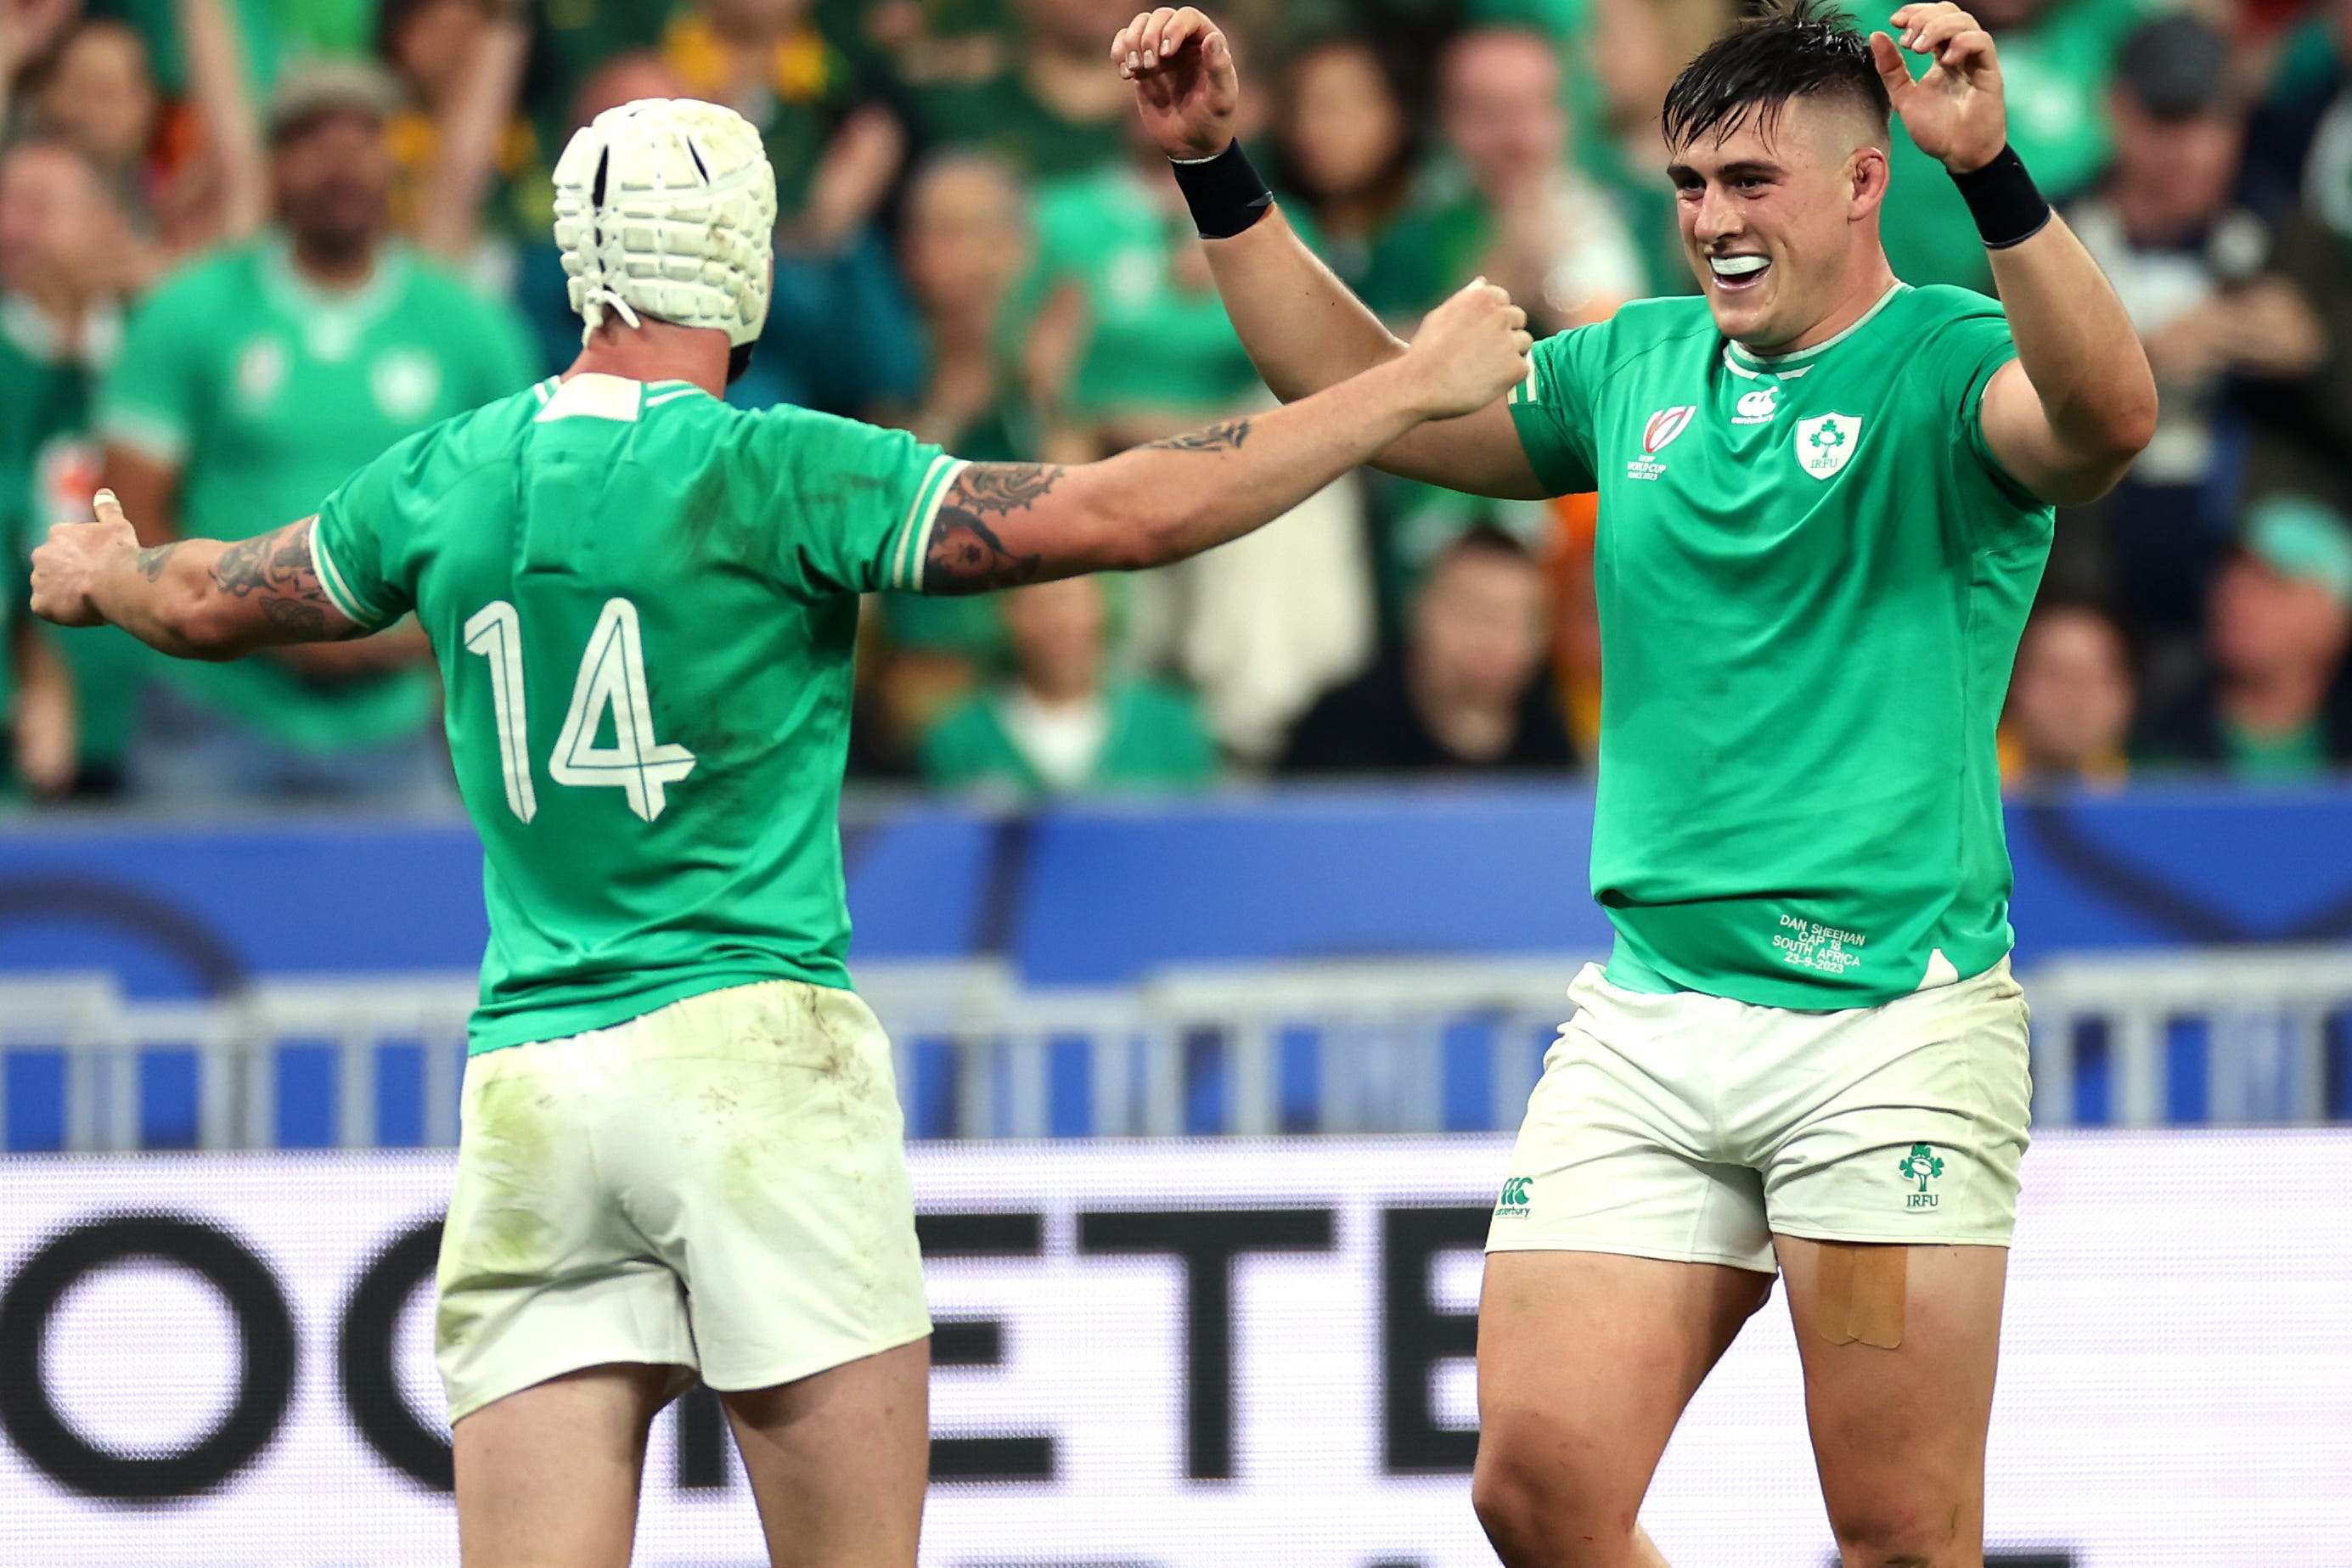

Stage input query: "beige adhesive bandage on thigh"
[{"left": 1814, "top": 1242, "right": 1907, "bottom": 1350}]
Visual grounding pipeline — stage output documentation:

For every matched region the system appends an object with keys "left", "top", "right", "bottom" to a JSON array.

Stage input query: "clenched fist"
[
  {"left": 1397, "top": 278, "right": 1536, "bottom": 422},
  {"left": 31, "top": 489, "right": 139, "bottom": 628}
]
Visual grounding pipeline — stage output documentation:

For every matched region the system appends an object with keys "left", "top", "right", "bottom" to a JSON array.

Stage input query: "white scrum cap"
[{"left": 551, "top": 98, "right": 778, "bottom": 347}]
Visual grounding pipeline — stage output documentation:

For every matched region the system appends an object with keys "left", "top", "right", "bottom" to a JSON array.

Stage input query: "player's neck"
[
  {"left": 1761, "top": 252, "right": 1901, "bottom": 358},
  {"left": 567, "top": 321, "right": 731, "bottom": 400}
]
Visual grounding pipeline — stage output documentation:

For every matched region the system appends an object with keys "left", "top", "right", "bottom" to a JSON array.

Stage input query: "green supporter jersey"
[
  {"left": 309, "top": 372, "right": 965, "bottom": 1054},
  {"left": 0, "top": 297, "right": 149, "bottom": 773},
  {"left": 1025, "top": 166, "right": 1263, "bottom": 419},
  {"left": 921, "top": 677, "right": 1217, "bottom": 796},
  {"left": 1506, "top": 284, "right": 2054, "bottom": 1008},
  {"left": 99, "top": 236, "right": 539, "bottom": 750}
]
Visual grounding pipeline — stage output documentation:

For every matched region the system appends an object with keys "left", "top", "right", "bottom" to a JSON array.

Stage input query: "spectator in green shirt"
[
  {"left": 922, "top": 575, "right": 1218, "bottom": 797},
  {"left": 1264, "top": 34, "right": 1423, "bottom": 301},
  {"left": 0, "top": 134, "right": 149, "bottom": 796},
  {"left": 96, "top": 58, "right": 537, "bottom": 806},
  {"left": 1022, "top": 138, "right": 1263, "bottom": 445},
  {"left": 858, "top": 150, "right": 1039, "bottom": 776},
  {"left": 1359, "top": 25, "right": 1647, "bottom": 331}
]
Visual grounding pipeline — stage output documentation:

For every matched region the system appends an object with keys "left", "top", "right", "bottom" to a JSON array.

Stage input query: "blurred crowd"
[{"left": 0, "top": 0, "right": 2348, "bottom": 811}]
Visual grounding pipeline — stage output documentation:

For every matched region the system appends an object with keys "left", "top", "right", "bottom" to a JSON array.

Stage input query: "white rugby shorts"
[
  {"left": 1487, "top": 958, "right": 2032, "bottom": 1270},
  {"left": 435, "top": 979, "right": 931, "bottom": 1423}
]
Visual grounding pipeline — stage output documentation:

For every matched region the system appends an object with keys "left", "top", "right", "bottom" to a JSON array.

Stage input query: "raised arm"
[
  {"left": 921, "top": 277, "right": 1533, "bottom": 592},
  {"left": 414, "top": 0, "right": 532, "bottom": 263},
  {"left": 30, "top": 493, "right": 363, "bottom": 658},
  {"left": 1873, "top": 4, "right": 2156, "bottom": 505},
  {"left": 1111, "top": 7, "right": 1545, "bottom": 500},
  {"left": 177, "top": 0, "right": 267, "bottom": 243}
]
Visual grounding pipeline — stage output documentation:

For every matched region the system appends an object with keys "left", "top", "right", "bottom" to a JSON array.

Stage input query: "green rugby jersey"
[
  {"left": 1508, "top": 284, "right": 2054, "bottom": 1009},
  {"left": 309, "top": 373, "right": 965, "bottom": 1053}
]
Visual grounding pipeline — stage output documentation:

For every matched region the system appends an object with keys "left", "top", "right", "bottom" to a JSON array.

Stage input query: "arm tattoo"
[
  {"left": 133, "top": 543, "right": 185, "bottom": 581},
  {"left": 1137, "top": 417, "right": 1252, "bottom": 455},
  {"left": 210, "top": 518, "right": 368, "bottom": 641},
  {"left": 917, "top": 464, "right": 1062, "bottom": 594},
  {"left": 946, "top": 461, "right": 1064, "bottom": 516},
  {"left": 922, "top": 507, "right": 1044, "bottom": 597}
]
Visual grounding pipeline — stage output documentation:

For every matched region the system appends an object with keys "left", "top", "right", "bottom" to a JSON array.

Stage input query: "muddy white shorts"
[
  {"left": 435, "top": 979, "right": 931, "bottom": 1423},
  {"left": 1486, "top": 958, "right": 2032, "bottom": 1272}
]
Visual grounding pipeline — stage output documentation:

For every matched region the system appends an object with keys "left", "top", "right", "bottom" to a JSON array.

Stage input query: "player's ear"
[{"left": 1845, "top": 145, "right": 1890, "bottom": 221}]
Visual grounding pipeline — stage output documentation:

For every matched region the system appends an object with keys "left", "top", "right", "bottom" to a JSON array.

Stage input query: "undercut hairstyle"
[{"left": 1661, "top": 1, "right": 1892, "bottom": 153}]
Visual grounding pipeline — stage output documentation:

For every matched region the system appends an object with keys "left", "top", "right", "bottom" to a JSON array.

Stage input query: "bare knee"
[
  {"left": 1471, "top": 1423, "right": 1646, "bottom": 1568},
  {"left": 1831, "top": 1500, "right": 1972, "bottom": 1568}
]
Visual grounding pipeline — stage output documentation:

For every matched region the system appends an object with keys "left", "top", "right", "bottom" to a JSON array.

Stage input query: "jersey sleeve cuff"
[
  {"left": 97, "top": 407, "right": 189, "bottom": 467},
  {"left": 308, "top": 518, "right": 395, "bottom": 631},
  {"left": 1505, "top": 396, "right": 1593, "bottom": 499},
  {"left": 889, "top": 455, "right": 969, "bottom": 593}
]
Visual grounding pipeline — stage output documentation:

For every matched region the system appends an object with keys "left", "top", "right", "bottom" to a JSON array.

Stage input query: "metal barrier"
[{"left": 3, "top": 949, "right": 2348, "bottom": 1150}]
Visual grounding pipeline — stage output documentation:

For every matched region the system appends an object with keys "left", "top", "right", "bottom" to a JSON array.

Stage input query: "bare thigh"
[
  {"left": 1775, "top": 1238, "right": 2008, "bottom": 1568},
  {"left": 1474, "top": 1250, "right": 1775, "bottom": 1568},
  {"left": 453, "top": 1362, "right": 680, "bottom": 1568},
  {"left": 720, "top": 1338, "right": 931, "bottom": 1568}
]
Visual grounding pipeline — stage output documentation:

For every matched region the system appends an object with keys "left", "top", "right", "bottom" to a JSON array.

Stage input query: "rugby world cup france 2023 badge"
[
  {"left": 1628, "top": 405, "right": 1696, "bottom": 481},
  {"left": 1796, "top": 413, "right": 1862, "bottom": 480}
]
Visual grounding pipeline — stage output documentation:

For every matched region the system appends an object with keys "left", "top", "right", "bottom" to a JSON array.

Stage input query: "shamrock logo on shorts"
[{"left": 1898, "top": 1143, "right": 1946, "bottom": 1194}]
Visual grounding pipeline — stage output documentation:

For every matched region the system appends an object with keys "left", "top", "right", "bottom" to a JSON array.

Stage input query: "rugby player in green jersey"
[
  {"left": 1117, "top": 3, "right": 2154, "bottom": 1563},
  {"left": 28, "top": 98, "right": 1533, "bottom": 1568}
]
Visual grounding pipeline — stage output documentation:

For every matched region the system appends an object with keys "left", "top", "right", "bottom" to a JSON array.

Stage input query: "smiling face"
[{"left": 1668, "top": 93, "right": 1889, "bottom": 353}]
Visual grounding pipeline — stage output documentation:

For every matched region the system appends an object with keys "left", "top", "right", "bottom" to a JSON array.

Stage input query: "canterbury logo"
[{"left": 1643, "top": 406, "right": 1696, "bottom": 453}]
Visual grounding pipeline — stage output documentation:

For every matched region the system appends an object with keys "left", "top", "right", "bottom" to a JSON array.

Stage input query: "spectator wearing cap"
[
  {"left": 93, "top": 59, "right": 537, "bottom": 806},
  {"left": 2235, "top": 3, "right": 2352, "bottom": 533},
  {"left": 2135, "top": 497, "right": 2352, "bottom": 782},
  {"left": 1281, "top": 526, "right": 1577, "bottom": 777},
  {"left": 2000, "top": 600, "right": 2136, "bottom": 791},
  {"left": 2063, "top": 13, "right": 2325, "bottom": 666}
]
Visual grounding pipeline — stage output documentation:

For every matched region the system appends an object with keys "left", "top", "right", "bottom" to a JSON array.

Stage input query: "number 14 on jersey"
[{"left": 462, "top": 597, "right": 697, "bottom": 823}]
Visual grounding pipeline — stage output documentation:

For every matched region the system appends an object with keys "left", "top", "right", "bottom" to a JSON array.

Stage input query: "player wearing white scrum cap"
[
  {"left": 31, "top": 88, "right": 1539, "bottom": 1564},
  {"left": 551, "top": 97, "right": 777, "bottom": 379}
]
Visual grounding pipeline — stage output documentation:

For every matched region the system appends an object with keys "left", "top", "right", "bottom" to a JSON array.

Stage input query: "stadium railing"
[{"left": 3, "top": 948, "right": 2348, "bottom": 1151}]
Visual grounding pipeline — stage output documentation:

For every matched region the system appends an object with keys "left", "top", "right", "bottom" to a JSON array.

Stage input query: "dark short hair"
[{"left": 1662, "top": 0, "right": 1891, "bottom": 153}]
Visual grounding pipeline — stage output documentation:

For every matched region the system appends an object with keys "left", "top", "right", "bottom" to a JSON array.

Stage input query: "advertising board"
[{"left": 3, "top": 1132, "right": 2347, "bottom": 1565}]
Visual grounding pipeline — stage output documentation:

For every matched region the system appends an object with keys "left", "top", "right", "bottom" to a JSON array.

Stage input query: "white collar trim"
[{"left": 1725, "top": 281, "right": 1910, "bottom": 371}]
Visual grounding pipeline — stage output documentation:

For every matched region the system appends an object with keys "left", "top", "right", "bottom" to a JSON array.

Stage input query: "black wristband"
[
  {"left": 1950, "top": 143, "right": 2052, "bottom": 250},
  {"left": 1169, "top": 140, "right": 1273, "bottom": 240}
]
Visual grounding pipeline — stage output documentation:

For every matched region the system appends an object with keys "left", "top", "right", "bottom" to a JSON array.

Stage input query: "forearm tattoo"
[
  {"left": 920, "top": 464, "right": 1057, "bottom": 595},
  {"left": 210, "top": 518, "right": 366, "bottom": 641},
  {"left": 1138, "top": 417, "right": 1252, "bottom": 454},
  {"left": 133, "top": 542, "right": 184, "bottom": 581}
]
